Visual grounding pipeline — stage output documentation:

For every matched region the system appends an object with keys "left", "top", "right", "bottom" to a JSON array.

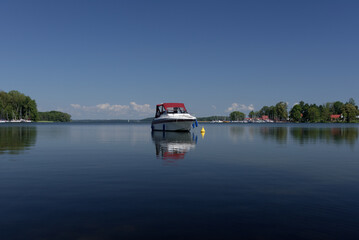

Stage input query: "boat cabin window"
[
  {"left": 155, "top": 105, "right": 165, "bottom": 117},
  {"left": 166, "top": 107, "right": 187, "bottom": 113},
  {"left": 156, "top": 105, "right": 188, "bottom": 117}
]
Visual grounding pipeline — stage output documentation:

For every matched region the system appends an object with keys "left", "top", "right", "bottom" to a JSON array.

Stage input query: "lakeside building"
[{"left": 331, "top": 114, "right": 342, "bottom": 121}]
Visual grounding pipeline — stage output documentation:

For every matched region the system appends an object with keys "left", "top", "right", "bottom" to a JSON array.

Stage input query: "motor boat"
[{"left": 151, "top": 103, "right": 197, "bottom": 132}]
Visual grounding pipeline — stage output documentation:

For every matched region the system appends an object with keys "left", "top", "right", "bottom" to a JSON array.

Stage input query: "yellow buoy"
[
  {"left": 200, "top": 127, "right": 205, "bottom": 133},
  {"left": 201, "top": 131, "right": 205, "bottom": 139}
]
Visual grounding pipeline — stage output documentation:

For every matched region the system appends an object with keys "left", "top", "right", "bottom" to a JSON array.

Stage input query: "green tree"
[
  {"left": 248, "top": 111, "right": 261, "bottom": 118},
  {"left": 332, "top": 101, "right": 344, "bottom": 115},
  {"left": 300, "top": 102, "right": 310, "bottom": 122},
  {"left": 320, "top": 103, "right": 331, "bottom": 122},
  {"left": 0, "top": 97, "right": 3, "bottom": 119},
  {"left": 289, "top": 104, "right": 302, "bottom": 122},
  {"left": 27, "top": 99, "right": 39, "bottom": 121},
  {"left": 308, "top": 105, "right": 320, "bottom": 122},
  {"left": 275, "top": 102, "right": 288, "bottom": 121},
  {"left": 248, "top": 111, "right": 255, "bottom": 118},
  {"left": 341, "top": 103, "right": 358, "bottom": 123},
  {"left": 259, "top": 106, "right": 270, "bottom": 117},
  {"left": 8, "top": 90, "right": 25, "bottom": 119},
  {"left": 268, "top": 106, "right": 277, "bottom": 120},
  {"left": 229, "top": 111, "right": 245, "bottom": 121}
]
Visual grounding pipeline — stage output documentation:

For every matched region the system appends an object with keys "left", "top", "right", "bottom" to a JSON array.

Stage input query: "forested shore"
[
  {"left": 0, "top": 90, "right": 71, "bottom": 122},
  {"left": 38, "top": 111, "right": 71, "bottom": 122},
  {"left": 0, "top": 90, "right": 38, "bottom": 121},
  {"left": 229, "top": 98, "right": 359, "bottom": 123}
]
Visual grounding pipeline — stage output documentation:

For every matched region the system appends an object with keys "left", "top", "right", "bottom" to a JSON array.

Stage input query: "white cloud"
[
  {"left": 248, "top": 104, "right": 255, "bottom": 111},
  {"left": 96, "top": 103, "right": 110, "bottom": 110},
  {"left": 70, "top": 104, "right": 81, "bottom": 109},
  {"left": 226, "top": 103, "right": 254, "bottom": 112},
  {"left": 211, "top": 105, "right": 217, "bottom": 110},
  {"left": 130, "top": 102, "right": 152, "bottom": 113},
  {"left": 69, "top": 102, "right": 154, "bottom": 119},
  {"left": 226, "top": 103, "right": 239, "bottom": 112},
  {"left": 95, "top": 103, "right": 130, "bottom": 112}
]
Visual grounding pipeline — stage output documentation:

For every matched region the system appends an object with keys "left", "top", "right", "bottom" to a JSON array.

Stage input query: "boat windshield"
[
  {"left": 166, "top": 107, "right": 187, "bottom": 114},
  {"left": 155, "top": 104, "right": 188, "bottom": 117}
]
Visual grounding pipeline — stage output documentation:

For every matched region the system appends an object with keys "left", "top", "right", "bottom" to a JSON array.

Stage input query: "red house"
[{"left": 331, "top": 114, "right": 341, "bottom": 121}]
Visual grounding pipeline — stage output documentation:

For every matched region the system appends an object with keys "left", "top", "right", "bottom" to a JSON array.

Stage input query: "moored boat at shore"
[
  {"left": 20, "top": 119, "right": 32, "bottom": 123},
  {"left": 151, "top": 103, "right": 197, "bottom": 132},
  {"left": 0, "top": 119, "right": 32, "bottom": 123}
]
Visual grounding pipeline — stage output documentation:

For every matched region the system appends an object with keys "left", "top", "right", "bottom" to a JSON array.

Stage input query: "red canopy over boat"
[{"left": 157, "top": 103, "right": 187, "bottom": 112}]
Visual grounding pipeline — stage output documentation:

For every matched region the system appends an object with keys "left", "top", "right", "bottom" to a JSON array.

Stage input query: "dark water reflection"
[
  {"left": 0, "top": 125, "right": 37, "bottom": 154},
  {"left": 257, "top": 126, "right": 288, "bottom": 144},
  {"left": 291, "top": 127, "right": 358, "bottom": 145},
  {"left": 0, "top": 123, "right": 358, "bottom": 240},
  {"left": 230, "top": 124, "right": 359, "bottom": 146}
]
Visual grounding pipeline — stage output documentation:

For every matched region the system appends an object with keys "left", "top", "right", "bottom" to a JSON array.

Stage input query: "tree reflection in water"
[
  {"left": 291, "top": 127, "right": 358, "bottom": 146},
  {"left": 0, "top": 126, "right": 37, "bottom": 155},
  {"left": 258, "top": 126, "right": 288, "bottom": 144},
  {"left": 229, "top": 125, "right": 358, "bottom": 146},
  {"left": 230, "top": 125, "right": 288, "bottom": 144},
  {"left": 229, "top": 126, "right": 245, "bottom": 142}
]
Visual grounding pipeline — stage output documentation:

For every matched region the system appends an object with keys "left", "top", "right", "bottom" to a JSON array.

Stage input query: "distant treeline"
[
  {"left": 230, "top": 98, "right": 359, "bottom": 123},
  {"left": 0, "top": 90, "right": 38, "bottom": 120},
  {"left": 139, "top": 117, "right": 154, "bottom": 122},
  {"left": 38, "top": 111, "right": 71, "bottom": 122},
  {"left": 197, "top": 116, "right": 230, "bottom": 121},
  {"left": 73, "top": 119, "right": 137, "bottom": 123}
]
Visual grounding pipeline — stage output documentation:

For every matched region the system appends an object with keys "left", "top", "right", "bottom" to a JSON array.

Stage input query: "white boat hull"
[{"left": 152, "top": 119, "right": 195, "bottom": 132}]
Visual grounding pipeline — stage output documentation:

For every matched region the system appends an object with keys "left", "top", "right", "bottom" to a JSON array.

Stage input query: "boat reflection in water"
[{"left": 152, "top": 131, "right": 197, "bottom": 162}]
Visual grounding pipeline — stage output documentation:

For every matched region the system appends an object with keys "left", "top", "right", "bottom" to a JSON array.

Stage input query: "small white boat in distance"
[
  {"left": 151, "top": 103, "right": 197, "bottom": 132},
  {"left": 20, "top": 119, "right": 32, "bottom": 123}
]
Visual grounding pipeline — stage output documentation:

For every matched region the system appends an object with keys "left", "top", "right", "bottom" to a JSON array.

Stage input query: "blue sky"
[{"left": 1, "top": 0, "right": 358, "bottom": 119}]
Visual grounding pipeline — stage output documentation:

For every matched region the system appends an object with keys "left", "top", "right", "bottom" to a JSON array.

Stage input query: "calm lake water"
[{"left": 0, "top": 123, "right": 358, "bottom": 240}]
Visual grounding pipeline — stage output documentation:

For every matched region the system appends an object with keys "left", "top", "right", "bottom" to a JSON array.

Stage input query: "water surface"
[{"left": 0, "top": 123, "right": 358, "bottom": 240}]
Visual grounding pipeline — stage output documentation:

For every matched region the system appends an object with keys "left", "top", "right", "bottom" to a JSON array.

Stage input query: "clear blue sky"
[{"left": 1, "top": 0, "right": 358, "bottom": 119}]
